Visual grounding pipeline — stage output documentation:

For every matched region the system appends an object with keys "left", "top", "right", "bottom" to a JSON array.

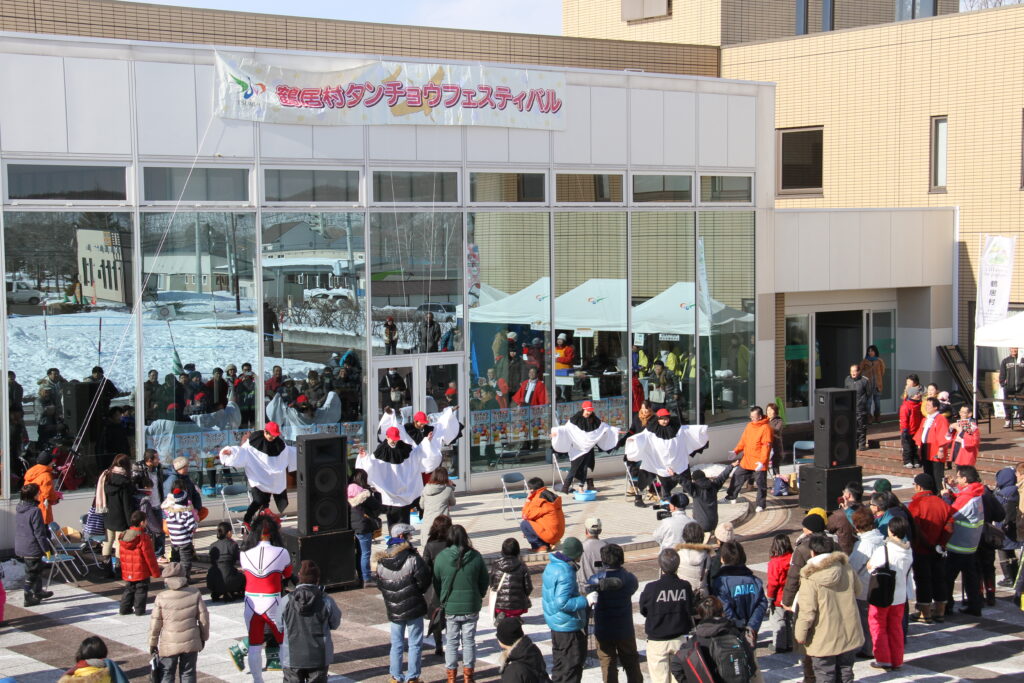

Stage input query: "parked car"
[
  {"left": 6, "top": 281, "right": 42, "bottom": 305},
  {"left": 416, "top": 301, "right": 456, "bottom": 322}
]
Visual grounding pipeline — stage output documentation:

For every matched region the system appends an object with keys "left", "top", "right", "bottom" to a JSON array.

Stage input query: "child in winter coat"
[
  {"left": 489, "top": 538, "right": 533, "bottom": 621},
  {"left": 765, "top": 534, "right": 794, "bottom": 653},
  {"left": 148, "top": 562, "right": 210, "bottom": 681},
  {"left": 118, "top": 510, "right": 162, "bottom": 616},
  {"left": 206, "top": 522, "right": 245, "bottom": 601},
  {"left": 866, "top": 516, "right": 915, "bottom": 671},
  {"left": 15, "top": 483, "right": 52, "bottom": 607},
  {"left": 899, "top": 381, "right": 924, "bottom": 468},
  {"left": 58, "top": 636, "right": 129, "bottom": 683},
  {"left": 675, "top": 522, "right": 715, "bottom": 598},
  {"left": 162, "top": 484, "right": 198, "bottom": 581},
  {"left": 280, "top": 560, "right": 342, "bottom": 681},
  {"left": 711, "top": 541, "right": 769, "bottom": 647}
]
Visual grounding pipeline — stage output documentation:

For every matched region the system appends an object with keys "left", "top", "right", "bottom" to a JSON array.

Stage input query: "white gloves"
[
  {"left": 586, "top": 591, "right": 599, "bottom": 607},
  {"left": 754, "top": 462, "right": 764, "bottom": 472}
]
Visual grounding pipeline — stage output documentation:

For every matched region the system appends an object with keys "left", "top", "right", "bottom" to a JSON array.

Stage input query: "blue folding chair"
[{"left": 501, "top": 472, "right": 529, "bottom": 520}]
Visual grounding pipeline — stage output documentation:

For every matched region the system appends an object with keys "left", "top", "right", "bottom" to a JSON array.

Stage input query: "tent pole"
[{"left": 972, "top": 342, "right": 978, "bottom": 418}]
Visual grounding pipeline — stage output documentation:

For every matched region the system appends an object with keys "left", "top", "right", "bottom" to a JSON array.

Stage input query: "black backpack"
[{"left": 680, "top": 630, "right": 755, "bottom": 683}]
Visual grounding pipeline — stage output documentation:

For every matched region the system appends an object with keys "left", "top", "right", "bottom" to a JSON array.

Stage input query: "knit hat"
[
  {"left": 557, "top": 333, "right": 567, "bottom": 342},
  {"left": 873, "top": 478, "right": 893, "bottom": 493},
  {"left": 496, "top": 617, "right": 524, "bottom": 646},
  {"left": 914, "top": 473, "right": 935, "bottom": 490},
  {"left": 669, "top": 492, "right": 690, "bottom": 510},
  {"left": 172, "top": 456, "right": 189, "bottom": 471},
  {"left": 386, "top": 426, "right": 401, "bottom": 441},
  {"left": 172, "top": 487, "right": 189, "bottom": 505},
  {"left": 807, "top": 507, "right": 828, "bottom": 525},
  {"left": 560, "top": 536, "right": 584, "bottom": 560},
  {"left": 508, "top": 332, "right": 518, "bottom": 341},
  {"left": 802, "top": 513, "right": 826, "bottom": 533},
  {"left": 413, "top": 411, "right": 428, "bottom": 424},
  {"left": 36, "top": 451, "right": 54, "bottom": 467},
  {"left": 714, "top": 521, "right": 735, "bottom": 542},
  {"left": 906, "top": 385, "right": 923, "bottom": 400}
]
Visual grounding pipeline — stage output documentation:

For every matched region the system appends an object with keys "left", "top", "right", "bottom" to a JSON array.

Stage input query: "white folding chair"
[
  {"left": 220, "top": 483, "right": 251, "bottom": 534},
  {"left": 501, "top": 472, "right": 529, "bottom": 521},
  {"left": 624, "top": 461, "right": 641, "bottom": 500},
  {"left": 552, "top": 451, "right": 571, "bottom": 488}
]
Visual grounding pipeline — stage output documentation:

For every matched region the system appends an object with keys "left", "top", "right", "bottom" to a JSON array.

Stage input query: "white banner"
[
  {"left": 976, "top": 234, "right": 1016, "bottom": 328},
  {"left": 214, "top": 52, "right": 566, "bottom": 130}
]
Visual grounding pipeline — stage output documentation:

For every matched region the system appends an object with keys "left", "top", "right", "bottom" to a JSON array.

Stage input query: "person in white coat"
[
  {"left": 218, "top": 421, "right": 296, "bottom": 527},
  {"left": 624, "top": 409, "right": 708, "bottom": 505},
  {"left": 550, "top": 400, "right": 621, "bottom": 493},
  {"left": 848, "top": 506, "right": 886, "bottom": 659},
  {"left": 865, "top": 515, "right": 915, "bottom": 671},
  {"left": 357, "top": 425, "right": 443, "bottom": 528}
]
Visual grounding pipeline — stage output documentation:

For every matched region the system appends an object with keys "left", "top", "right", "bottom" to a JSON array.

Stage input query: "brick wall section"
[
  {"left": 722, "top": 6, "right": 1024, "bottom": 347},
  {"left": 0, "top": 0, "right": 719, "bottom": 77}
]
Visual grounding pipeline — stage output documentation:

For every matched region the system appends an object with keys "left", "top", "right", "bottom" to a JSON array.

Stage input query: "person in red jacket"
[
  {"left": 899, "top": 380, "right": 924, "bottom": 468},
  {"left": 906, "top": 473, "right": 952, "bottom": 624},
  {"left": 511, "top": 366, "right": 548, "bottom": 407},
  {"left": 118, "top": 510, "right": 162, "bottom": 616},
  {"left": 914, "top": 397, "right": 950, "bottom": 493},
  {"left": 947, "top": 405, "right": 980, "bottom": 467},
  {"left": 766, "top": 533, "right": 795, "bottom": 653}
]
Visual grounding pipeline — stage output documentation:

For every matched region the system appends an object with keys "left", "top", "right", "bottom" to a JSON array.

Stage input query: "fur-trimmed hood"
[
  {"left": 674, "top": 542, "right": 716, "bottom": 552},
  {"left": 348, "top": 489, "right": 370, "bottom": 507},
  {"left": 884, "top": 536, "right": 911, "bottom": 551},
  {"left": 799, "top": 550, "right": 851, "bottom": 587},
  {"left": 374, "top": 540, "right": 411, "bottom": 563}
]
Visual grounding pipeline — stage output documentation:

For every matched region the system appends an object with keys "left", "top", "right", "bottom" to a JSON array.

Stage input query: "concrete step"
[{"left": 856, "top": 449, "right": 1010, "bottom": 478}]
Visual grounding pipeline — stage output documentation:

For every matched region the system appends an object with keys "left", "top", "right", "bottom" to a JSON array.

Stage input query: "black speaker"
[
  {"left": 296, "top": 433, "right": 348, "bottom": 535},
  {"left": 799, "top": 464, "right": 862, "bottom": 513},
  {"left": 280, "top": 528, "right": 359, "bottom": 590},
  {"left": 814, "top": 388, "right": 857, "bottom": 468},
  {"left": 61, "top": 382, "right": 99, "bottom": 435}
]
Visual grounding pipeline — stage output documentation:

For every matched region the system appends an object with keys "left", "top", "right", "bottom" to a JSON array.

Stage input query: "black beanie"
[
  {"left": 36, "top": 451, "right": 54, "bottom": 467},
  {"left": 495, "top": 617, "right": 524, "bottom": 646}
]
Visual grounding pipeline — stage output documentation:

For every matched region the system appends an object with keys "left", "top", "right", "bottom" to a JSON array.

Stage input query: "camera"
[{"left": 656, "top": 510, "right": 671, "bottom": 521}]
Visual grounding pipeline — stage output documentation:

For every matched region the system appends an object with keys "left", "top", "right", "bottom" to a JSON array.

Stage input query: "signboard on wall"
[{"left": 214, "top": 52, "right": 566, "bottom": 130}]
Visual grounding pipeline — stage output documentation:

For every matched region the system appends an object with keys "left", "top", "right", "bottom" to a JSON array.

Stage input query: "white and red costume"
[{"left": 240, "top": 540, "right": 293, "bottom": 646}]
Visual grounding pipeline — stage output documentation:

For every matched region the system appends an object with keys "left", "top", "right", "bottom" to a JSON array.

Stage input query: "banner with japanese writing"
[
  {"left": 215, "top": 52, "right": 566, "bottom": 130},
  {"left": 976, "top": 234, "right": 1016, "bottom": 329}
]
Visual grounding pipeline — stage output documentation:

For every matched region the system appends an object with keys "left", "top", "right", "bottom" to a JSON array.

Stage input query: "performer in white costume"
[
  {"left": 218, "top": 420, "right": 296, "bottom": 526},
  {"left": 357, "top": 424, "right": 443, "bottom": 527},
  {"left": 550, "top": 400, "right": 621, "bottom": 493},
  {"left": 377, "top": 405, "right": 462, "bottom": 448},
  {"left": 625, "top": 408, "right": 709, "bottom": 506}
]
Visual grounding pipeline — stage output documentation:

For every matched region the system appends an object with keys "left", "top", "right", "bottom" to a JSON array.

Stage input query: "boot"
[
  {"left": 999, "top": 559, "right": 1019, "bottom": 587},
  {"left": 23, "top": 591, "right": 40, "bottom": 607},
  {"left": 986, "top": 590, "right": 997, "bottom": 607},
  {"left": 932, "top": 601, "right": 946, "bottom": 623},
  {"left": 463, "top": 667, "right": 475, "bottom": 683},
  {"left": 634, "top": 494, "right": 646, "bottom": 508},
  {"left": 585, "top": 478, "right": 594, "bottom": 491},
  {"left": 910, "top": 602, "right": 933, "bottom": 624},
  {"left": 446, "top": 669, "right": 458, "bottom": 683}
]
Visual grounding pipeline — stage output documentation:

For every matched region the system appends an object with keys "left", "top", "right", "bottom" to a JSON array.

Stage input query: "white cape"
[
  {"left": 355, "top": 437, "right": 444, "bottom": 507},
  {"left": 377, "top": 406, "right": 461, "bottom": 447},
  {"left": 625, "top": 425, "right": 709, "bottom": 476},
  {"left": 551, "top": 420, "right": 620, "bottom": 461},
  {"left": 218, "top": 439, "right": 296, "bottom": 494}
]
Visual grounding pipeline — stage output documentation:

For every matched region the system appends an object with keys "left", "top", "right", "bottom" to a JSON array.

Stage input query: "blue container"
[
  {"left": 201, "top": 486, "right": 216, "bottom": 497},
  {"left": 573, "top": 490, "right": 597, "bottom": 502}
]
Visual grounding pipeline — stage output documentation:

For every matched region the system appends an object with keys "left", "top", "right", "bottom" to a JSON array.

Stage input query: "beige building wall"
[
  {"left": 723, "top": 5, "right": 1024, "bottom": 347},
  {"left": 565, "top": 0, "right": 958, "bottom": 46}
]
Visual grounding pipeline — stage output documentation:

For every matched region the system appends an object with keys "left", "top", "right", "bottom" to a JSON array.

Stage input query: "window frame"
[
  {"left": 140, "top": 164, "right": 254, "bottom": 206},
  {"left": 697, "top": 173, "right": 755, "bottom": 206},
  {"left": 629, "top": 172, "right": 695, "bottom": 205},
  {"left": 261, "top": 165, "right": 363, "bottom": 207},
  {"left": 553, "top": 171, "right": 627, "bottom": 206},
  {"left": 3, "top": 160, "right": 132, "bottom": 206},
  {"left": 465, "top": 169, "right": 548, "bottom": 206},
  {"left": 930, "top": 115, "right": 948, "bottom": 194},
  {"left": 370, "top": 168, "right": 461, "bottom": 206},
  {"left": 776, "top": 126, "right": 824, "bottom": 197}
]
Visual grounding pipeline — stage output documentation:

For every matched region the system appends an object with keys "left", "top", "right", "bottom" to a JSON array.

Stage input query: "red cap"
[
  {"left": 581, "top": 400, "right": 594, "bottom": 410},
  {"left": 296, "top": 395, "right": 308, "bottom": 403},
  {"left": 194, "top": 392, "right": 206, "bottom": 400},
  {"left": 386, "top": 316, "right": 394, "bottom": 322},
  {"left": 445, "top": 387, "right": 457, "bottom": 396},
  {"left": 166, "top": 403, "right": 177, "bottom": 411},
  {"left": 413, "top": 411, "right": 428, "bottom": 424},
  {"left": 265, "top": 421, "right": 281, "bottom": 436},
  {"left": 656, "top": 409, "right": 671, "bottom": 417},
  {"left": 386, "top": 426, "right": 401, "bottom": 440}
]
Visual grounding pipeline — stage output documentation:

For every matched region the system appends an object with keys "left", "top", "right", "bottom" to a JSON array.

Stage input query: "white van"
[{"left": 5, "top": 281, "right": 42, "bottom": 305}]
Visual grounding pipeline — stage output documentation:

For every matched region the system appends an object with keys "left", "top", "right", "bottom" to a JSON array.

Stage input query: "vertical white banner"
[{"left": 976, "top": 234, "right": 1016, "bottom": 328}]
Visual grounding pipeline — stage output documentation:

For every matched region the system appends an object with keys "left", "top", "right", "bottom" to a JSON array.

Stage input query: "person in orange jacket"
[
  {"left": 23, "top": 451, "right": 61, "bottom": 525},
  {"left": 914, "top": 397, "right": 950, "bottom": 493},
  {"left": 724, "top": 406, "right": 774, "bottom": 512},
  {"left": 520, "top": 477, "right": 565, "bottom": 552}
]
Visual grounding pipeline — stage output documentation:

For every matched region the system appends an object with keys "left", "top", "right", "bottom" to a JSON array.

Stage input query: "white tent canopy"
[
  {"left": 468, "top": 277, "right": 552, "bottom": 328},
  {"left": 974, "top": 311, "right": 1024, "bottom": 348},
  {"left": 633, "top": 281, "right": 753, "bottom": 336}
]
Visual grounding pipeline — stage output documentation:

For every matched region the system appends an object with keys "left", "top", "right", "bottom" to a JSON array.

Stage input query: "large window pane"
[
  {"left": 779, "top": 129, "right": 823, "bottom": 192},
  {"left": 262, "top": 212, "right": 366, "bottom": 455},
  {"left": 785, "top": 315, "right": 810, "bottom": 417},
  {"left": 370, "top": 212, "right": 462, "bottom": 355},
  {"left": 631, "top": 213, "right": 697, "bottom": 424},
  {"left": 469, "top": 173, "right": 545, "bottom": 203},
  {"left": 467, "top": 213, "right": 551, "bottom": 472},
  {"left": 7, "top": 164, "right": 127, "bottom": 201},
  {"left": 373, "top": 171, "right": 458, "bottom": 203},
  {"left": 698, "top": 212, "right": 755, "bottom": 425},
  {"left": 264, "top": 169, "right": 359, "bottom": 203},
  {"left": 554, "top": 213, "right": 628, "bottom": 458},
  {"left": 633, "top": 175, "right": 692, "bottom": 202},
  {"left": 143, "top": 167, "right": 249, "bottom": 202},
  {"left": 140, "top": 212, "right": 256, "bottom": 486},
  {"left": 5, "top": 212, "right": 135, "bottom": 493}
]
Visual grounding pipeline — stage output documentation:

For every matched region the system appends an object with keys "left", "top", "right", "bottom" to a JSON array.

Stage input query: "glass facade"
[{"left": 1, "top": 166, "right": 757, "bottom": 492}]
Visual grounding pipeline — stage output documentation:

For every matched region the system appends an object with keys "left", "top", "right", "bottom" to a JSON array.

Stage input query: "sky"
[{"left": 123, "top": 0, "right": 563, "bottom": 35}]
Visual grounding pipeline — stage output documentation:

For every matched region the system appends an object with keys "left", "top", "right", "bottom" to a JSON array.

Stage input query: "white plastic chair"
[{"left": 501, "top": 472, "right": 529, "bottom": 521}]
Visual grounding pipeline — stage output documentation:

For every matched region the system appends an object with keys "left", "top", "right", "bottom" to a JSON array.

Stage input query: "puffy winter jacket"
[
  {"left": 542, "top": 552, "right": 588, "bottom": 632},
  {"left": 899, "top": 397, "right": 924, "bottom": 435},
  {"left": 994, "top": 467, "right": 1022, "bottom": 547},
  {"left": 347, "top": 485, "right": 383, "bottom": 535},
  {"left": 206, "top": 537, "right": 244, "bottom": 597},
  {"left": 15, "top": 499, "right": 49, "bottom": 558},
  {"left": 867, "top": 537, "right": 915, "bottom": 605},
  {"left": 280, "top": 583, "right": 342, "bottom": 669},
  {"left": 794, "top": 551, "right": 864, "bottom": 658},
  {"left": 946, "top": 481, "right": 986, "bottom": 555},
  {"left": 674, "top": 542, "right": 714, "bottom": 595},
  {"left": 588, "top": 567, "right": 639, "bottom": 641},
  {"left": 521, "top": 487, "right": 565, "bottom": 547},
  {"left": 420, "top": 482, "right": 456, "bottom": 536},
  {"left": 766, "top": 552, "right": 791, "bottom": 607},
  {"left": 432, "top": 545, "right": 489, "bottom": 617},
  {"left": 732, "top": 418, "right": 773, "bottom": 471},
  {"left": 24, "top": 464, "right": 59, "bottom": 525},
  {"left": 375, "top": 541, "right": 432, "bottom": 622},
  {"left": 489, "top": 555, "right": 533, "bottom": 612},
  {"left": 104, "top": 471, "right": 136, "bottom": 533},
  {"left": 499, "top": 634, "right": 551, "bottom": 683},
  {"left": 118, "top": 528, "right": 161, "bottom": 582},
  {"left": 782, "top": 532, "right": 835, "bottom": 608},
  {"left": 148, "top": 564, "right": 210, "bottom": 657},
  {"left": 849, "top": 529, "right": 885, "bottom": 601},
  {"left": 907, "top": 490, "right": 952, "bottom": 553},
  {"left": 712, "top": 565, "right": 769, "bottom": 634}
]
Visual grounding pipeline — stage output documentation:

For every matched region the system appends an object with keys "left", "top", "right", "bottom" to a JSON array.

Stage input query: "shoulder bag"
[
  {"left": 488, "top": 571, "right": 508, "bottom": 625},
  {"left": 429, "top": 561, "right": 461, "bottom": 636},
  {"left": 867, "top": 544, "right": 897, "bottom": 608}
]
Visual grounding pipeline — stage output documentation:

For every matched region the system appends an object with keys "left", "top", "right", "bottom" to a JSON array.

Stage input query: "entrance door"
[
  {"left": 867, "top": 310, "right": 896, "bottom": 414},
  {"left": 371, "top": 354, "right": 465, "bottom": 487}
]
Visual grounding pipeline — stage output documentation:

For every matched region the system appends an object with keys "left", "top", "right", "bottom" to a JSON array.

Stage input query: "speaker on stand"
[
  {"left": 296, "top": 433, "right": 349, "bottom": 535},
  {"left": 799, "top": 388, "right": 863, "bottom": 512}
]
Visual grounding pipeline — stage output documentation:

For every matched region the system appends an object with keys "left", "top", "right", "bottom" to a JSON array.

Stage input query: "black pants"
[
  {"left": 550, "top": 629, "right": 586, "bottom": 683},
  {"left": 22, "top": 555, "right": 43, "bottom": 596},
  {"left": 900, "top": 430, "right": 919, "bottom": 466},
  {"left": 245, "top": 488, "right": 289, "bottom": 524},
  {"left": 120, "top": 578, "right": 150, "bottom": 615},
  {"left": 566, "top": 450, "right": 595, "bottom": 487},
  {"left": 170, "top": 543, "right": 195, "bottom": 582},
  {"left": 946, "top": 551, "right": 983, "bottom": 613},
  {"left": 726, "top": 466, "right": 767, "bottom": 509},
  {"left": 283, "top": 668, "right": 328, "bottom": 683},
  {"left": 386, "top": 504, "right": 411, "bottom": 528},
  {"left": 635, "top": 471, "right": 683, "bottom": 501},
  {"left": 810, "top": 649, "right": 856, "bottom": 683},
  {"left": 912, "top": 550, "right": 946, "bottom": 604},
  {"left": 977, "top": 543, "right": 997, "bottom": 594},
  {"left": 922, "top": 460, "right": 945, "bottom": 494},
  {"left": 855, "top": 410, "right": 868, "bottom": 449}
]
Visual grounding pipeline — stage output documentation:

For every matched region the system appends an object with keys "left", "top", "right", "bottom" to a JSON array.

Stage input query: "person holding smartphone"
[{"left": 947, "top": 405, "right": 979, "bottom": 468}]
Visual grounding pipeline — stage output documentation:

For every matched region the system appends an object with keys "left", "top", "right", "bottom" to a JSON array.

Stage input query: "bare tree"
[{"left": 961, "top": 0, "right": 1024, "bottom": 11}]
